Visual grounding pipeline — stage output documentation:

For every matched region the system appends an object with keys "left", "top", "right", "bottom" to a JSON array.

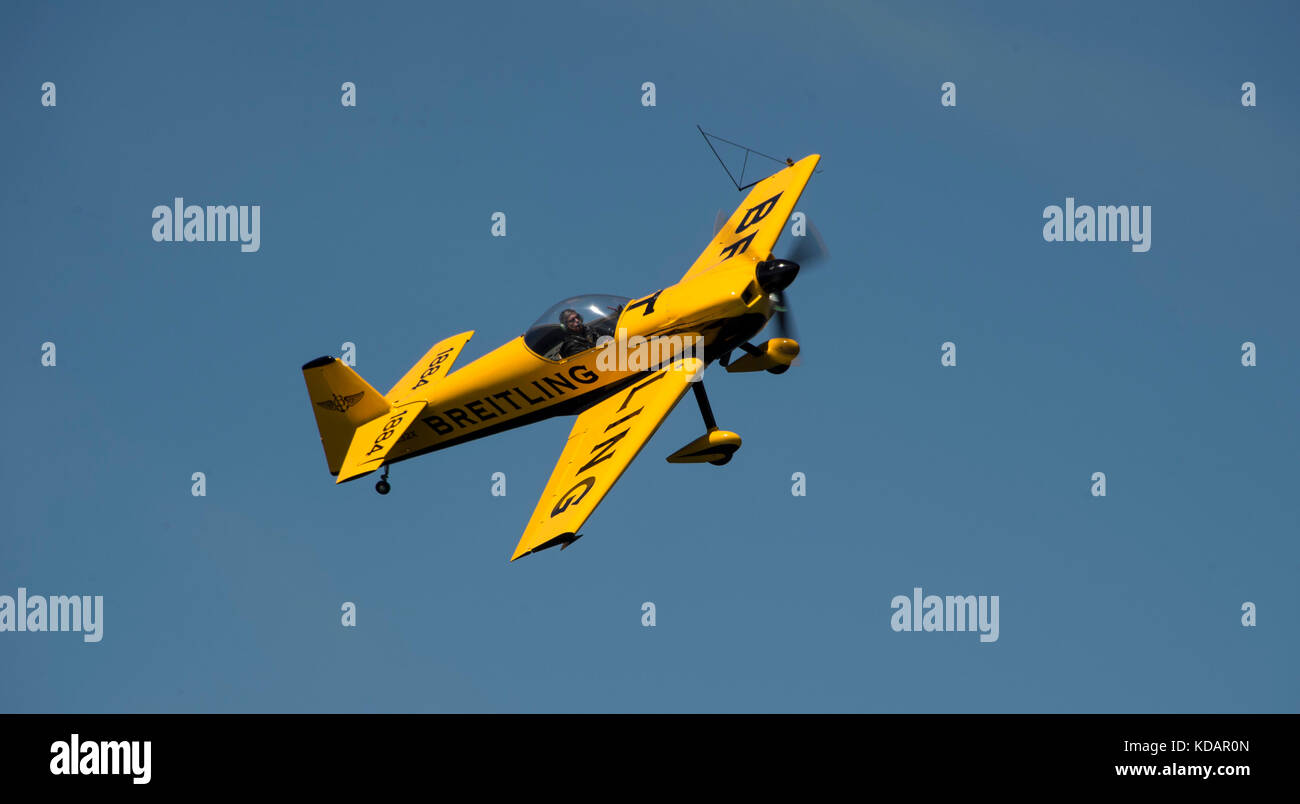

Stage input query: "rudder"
[{"left": 302, "top": 356, "right": 391, "bottom": 475}]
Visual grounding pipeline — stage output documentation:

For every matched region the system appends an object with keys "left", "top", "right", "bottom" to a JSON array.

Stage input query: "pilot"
[{"left": 559, "top": 308, "right": 597, "bottom": 357}]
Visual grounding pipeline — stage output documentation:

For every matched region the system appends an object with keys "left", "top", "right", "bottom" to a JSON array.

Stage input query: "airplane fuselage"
[{"left": 379, "top": 259, "right": 775, "bottom": 469}]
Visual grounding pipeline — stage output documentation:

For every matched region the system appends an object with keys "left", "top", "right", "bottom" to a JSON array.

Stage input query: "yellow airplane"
[{"left": 302, "top": 154, "right": 821, "bottom": 561}]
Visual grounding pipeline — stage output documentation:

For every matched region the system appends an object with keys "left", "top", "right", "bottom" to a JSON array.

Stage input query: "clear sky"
[{"left": 2, "top": 0, "right": 1296, "bottom": 712}]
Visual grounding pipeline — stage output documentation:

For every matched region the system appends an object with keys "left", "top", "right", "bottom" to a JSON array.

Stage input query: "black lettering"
[
  {"left": 543, "top": 373, "right": 576, "bottom": 395},
  {"left": 735, "top": 192, "right": 782, "bottom": 233},
  {"left": 485, "top": 396, "right": 506, "bottom": 415},
  {"left": 411, "top": 349, "right": 453, "bottom": 390},
  {"left": 532, "top": 380, "right": 554, "bottom": 399},
  {"left": 422, "top": 415, "right": 453, "bottom": 435},
  {"left": 494, "top": 390, "right": 522, "bottom": 410},
  {"left": 719, "top": 230, "right": 757, "bottom": 260},
  {"left": 603, "top": 407, "right": 644, "bottom": 433},
  {"left": 516, "top": 385, "right": 544, "bottom": 405},
  {"left": 569, "top": 365, "right": 599, "bottom": 384},
  {"left": 466, "top": 400, "right": 495, "bottom": 421},
  {"left": 366, "top": 412, "right": 407, "bottom": 454},
  {"left": 445, "top": 408, "right": 474, "bottom": 428},
  {"left": 577, "top": 429, "right": 631, "bottom": 475},
  {"left": 618, "top": 370, "right": 667, "bottom": 412},
  {"left": 626, "top": 290, "right": 662, "bottom": 317},
  {"left": 551, "top": 477, "right": 596, "bottom": 517}
]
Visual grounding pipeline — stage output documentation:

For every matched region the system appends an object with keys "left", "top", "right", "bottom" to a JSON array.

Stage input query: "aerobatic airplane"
[{"left": 302, "top": 153, "right": 821, "bottom": 560}]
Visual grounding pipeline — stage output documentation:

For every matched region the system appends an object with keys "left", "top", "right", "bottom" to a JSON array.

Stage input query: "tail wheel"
[{"left": 375, "top": 480, "right": 391, "bottom": 495}]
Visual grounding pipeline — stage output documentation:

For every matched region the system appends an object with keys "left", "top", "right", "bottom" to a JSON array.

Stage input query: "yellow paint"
[{"left": 301, "top": 155, "right": 822, "bottom": 560}]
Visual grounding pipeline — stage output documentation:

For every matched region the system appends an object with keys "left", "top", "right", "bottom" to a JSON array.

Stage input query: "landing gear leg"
[
  {"left": 692, "top": 382, "right": 718, "bottom": 431},
  {"left": 375, "top": 465, "right": 391, "bottom": 495},
  {"left": 691, "top": 382, "right": 733, "bottom": 465},
  {"left": 666, "top": 383, "right": 742, "bottom": 466}
]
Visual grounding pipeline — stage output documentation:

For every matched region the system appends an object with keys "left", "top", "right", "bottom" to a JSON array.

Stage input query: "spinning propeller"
[
  {"left": 712, "top": 208, "right": 829, "bottom": 368},
  {"left": 762, "top": 216, "right": 830, "bottom": 345}
]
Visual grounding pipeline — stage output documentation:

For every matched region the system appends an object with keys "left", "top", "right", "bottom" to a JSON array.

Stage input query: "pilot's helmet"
[{"left": 560, "top": 308, "right": 582, "bottom": 327}]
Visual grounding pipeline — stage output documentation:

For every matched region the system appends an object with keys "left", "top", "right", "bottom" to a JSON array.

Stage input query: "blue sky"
[{"left": 1, "top": 0, "right": 1296, "bottom": 712}]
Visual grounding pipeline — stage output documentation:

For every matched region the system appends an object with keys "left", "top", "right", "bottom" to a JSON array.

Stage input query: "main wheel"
[{"left": 375, "top": 480, "right": 391, "bottom": 495}]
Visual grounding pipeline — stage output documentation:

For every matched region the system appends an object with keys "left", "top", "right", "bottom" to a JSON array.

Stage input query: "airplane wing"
[
  {"left": 511, "top": 357, "right": 704, "bottom": 561},
  {"left": 680, "top": 153, "right": 820, "bottom": 282},
  {"left": 335, "top": 331, "right": 474, "bottom": 483}
]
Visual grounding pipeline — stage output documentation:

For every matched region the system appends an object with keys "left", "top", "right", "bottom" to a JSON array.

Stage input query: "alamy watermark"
[
  {"left": 50, "top": 734, "right": 150, "bottom": 784},
  {"left": 0, "top": 588, "right": 103, "bottom": 643},
  {"left": 890, "top": 587, "right": 999, "bottom": 643},
  {"left": 1043, "top": 197, "right": 1151, "bottom": 253},
  {"left": 594, "top": 329, "right": 703, "bottom": 378},
  {"left": 152, "top": 197, "right": 260, "bottom": 253}
]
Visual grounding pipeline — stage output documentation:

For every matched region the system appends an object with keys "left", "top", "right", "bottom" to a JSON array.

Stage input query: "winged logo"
[{"left": 316, "top": 391, "right": 365, "bottom": 413}]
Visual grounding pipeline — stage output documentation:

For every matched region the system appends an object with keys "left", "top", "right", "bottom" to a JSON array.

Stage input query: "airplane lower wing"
[{"left": 512, "top": 357, "right": 704, "bottom": 561}]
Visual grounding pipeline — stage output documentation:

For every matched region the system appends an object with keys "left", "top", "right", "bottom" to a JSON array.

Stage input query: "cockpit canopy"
[{"left": 524, "top": 294, "right": 629, "bottom": 361}]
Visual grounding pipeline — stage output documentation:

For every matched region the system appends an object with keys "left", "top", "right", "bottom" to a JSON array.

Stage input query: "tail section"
[
  {"left": 302, "top": 356, "right": 391, "bottom": 475},
  {"left": 302, "top": 331, "right": 475, "bottom": 482}
]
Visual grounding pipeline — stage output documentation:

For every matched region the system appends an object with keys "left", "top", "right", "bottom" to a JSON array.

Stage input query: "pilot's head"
[{"left": 560, "top": 309, "right": 584, "bottom": 332}]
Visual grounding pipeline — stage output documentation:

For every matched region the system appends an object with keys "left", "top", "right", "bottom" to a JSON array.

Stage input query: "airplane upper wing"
[
  {"left": 511, "top": 357, "right": 704, "bottom": 561},
  {"left": 680, "top": 153, "right": 820, "bottom": 282}
]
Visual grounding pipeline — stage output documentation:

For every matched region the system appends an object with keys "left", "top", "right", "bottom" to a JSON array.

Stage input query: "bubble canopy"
[{"left": 524, "top": 294, "right": 629, "bottom": 361}]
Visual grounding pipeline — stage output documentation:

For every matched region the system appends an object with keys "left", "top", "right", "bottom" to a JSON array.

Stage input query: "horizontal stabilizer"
[{"left": 335, "top": 400, "right": 427, "bottom": 482}]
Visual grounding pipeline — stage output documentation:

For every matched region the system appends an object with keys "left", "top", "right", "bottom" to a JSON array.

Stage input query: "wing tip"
[{"left": 510, "top": 532, "right": 581, "bottom": 562}]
